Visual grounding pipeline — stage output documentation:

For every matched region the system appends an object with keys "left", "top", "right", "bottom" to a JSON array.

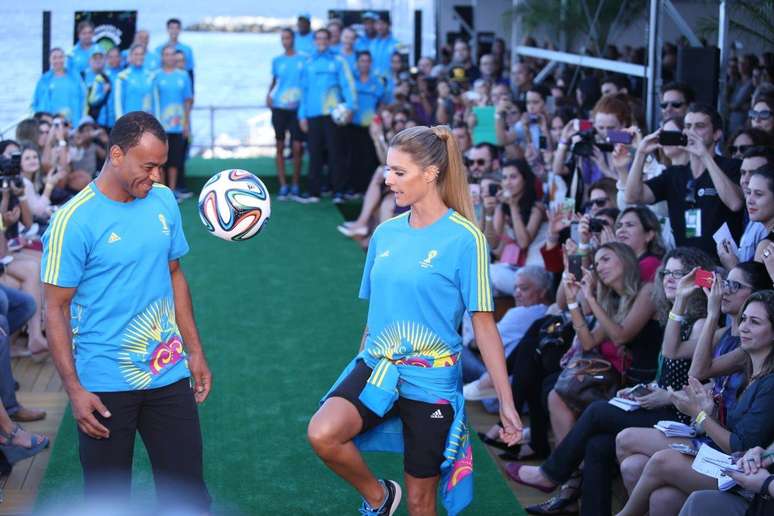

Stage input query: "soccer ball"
[
  {"left": 197, "top": 169, "right": 271, "bottom": 241},
  {"left": 330, "top": 103, "right": 351, "bottom": 126}
]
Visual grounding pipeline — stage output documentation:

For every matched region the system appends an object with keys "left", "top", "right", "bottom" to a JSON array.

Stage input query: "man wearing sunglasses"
[
  {"left": 465, "top": 143, "right": 499, "bottom": 180},
  {"left": 659, "top": 82, "right": 693, "bottom": 122},
  {"left": 626, "top": 103, "right": 744, "bottom": 261}
]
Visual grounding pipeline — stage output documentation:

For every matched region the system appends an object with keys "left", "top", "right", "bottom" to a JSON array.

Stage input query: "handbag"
[
  {"left": 745, "top": 474, "right": 774, "bottom": 516},
  {"left": 535, "top": 315, "right": 575, "bottom": 373},
  {"left": 553, "top": 352, "right": 621, "bottom": 413}
]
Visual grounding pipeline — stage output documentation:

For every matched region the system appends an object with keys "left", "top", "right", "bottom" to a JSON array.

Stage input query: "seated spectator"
[
  {"left": 726, "top": 127, "right": 772, "bottom": 160},
  {"left": 718, "top": 147, "right": 774, "bottom": 269},
  {"left": 19, "top": 144, "right": 67, "bottom": 224},
  {"left": 679, "top": 443, "right": 774, "bottom": 516},
  {"left": 616, "top": 265, "right": 772, "bottom": 512},
  {"left": 541, "top": 243, "right": 661, "bottom": 485},
  {"left": 616, "top": 289, "right": 774, "bottom": 516},
  {"left": 0, "top": 284, "right": 47, "bottom": 413},
  {"left": 0, "top": 401, "right": 48, "bottom": 468},
  {"left": 496, "top": 85, "right": 551, "bottom": 153},
  {"left": 69, "top": 117, "right": 107, "bottom": 178},
  {"left": 490, "top": 159, "right": 545, "bottom": 295},
  {"left": 625, "top": 103, "right": 744, "bottom": 261},
  {"left": 507, "top": 248, "right": 713, "bottom": 515},
  {"left": 749, "top": 92, "right": 774, "bottom": 136},
  {"left": 461, "top": 265, "right": 551, "bottom": 384},
  {"left": 465, "top": 142, "right": 499, "bottom": 181},
  {"left": 614, "top": 206, "right": 665, "bottom": 282},
  {"left": 747, "top": 166, "right": 774, "bottom": 264},
  {"left": 585, "top": 177, "right": 618, "bottom": 215},
  {"left": 14, "top": 119, "right": 40, "bottom": 150}
]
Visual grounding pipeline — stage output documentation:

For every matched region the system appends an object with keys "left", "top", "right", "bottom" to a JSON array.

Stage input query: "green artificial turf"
[{"left": 36, "top": 194, "right": 523, "bottom": 515}]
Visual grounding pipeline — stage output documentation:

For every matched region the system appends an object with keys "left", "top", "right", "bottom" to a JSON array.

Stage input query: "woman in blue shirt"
[{"left": 308, "top": 125, "right": 522, "bottom": 516}]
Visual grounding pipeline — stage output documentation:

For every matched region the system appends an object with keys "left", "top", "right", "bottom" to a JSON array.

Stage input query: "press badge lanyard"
[{"left": 684, "top": 177, "right": 701, "bottom": 239}]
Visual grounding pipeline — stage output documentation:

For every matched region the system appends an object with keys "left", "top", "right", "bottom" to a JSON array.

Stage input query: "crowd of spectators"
[{"left": 265, "top": 11, "right": 774, "bottom": 516}]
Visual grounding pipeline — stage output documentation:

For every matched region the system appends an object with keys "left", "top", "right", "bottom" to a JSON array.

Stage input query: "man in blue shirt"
[
  {"left": 67, "top": 20, "right": 101, "bottom": 76},
  {"left": 371, "top": 14, "right": 401, "bottom": 79},
  {"left": 298, "top": 29, "right": 357, "bottom": 203},
  {"left": 83, "top": 51, "right": 111, "bottom": 127},
  {"left": 155, "top": 19, "right": 195, "bottom": 91},
  {"left": 32, "top": 47, "right": 86, "bottom": 124},
  {"left": 42, "top": 112, "right": 211, "bottom": 510},
  {"left": 355, "top": 12, "right": 379, "bottom": 53},
  {"left": 267, "top": 28, "right": 306, "bottom": 200},
  {"left": 114, "top": 44, "right": 155, "bottom": 118},
  {"left": 103, "top": 48, "right": 123, "bottom": 128},
  {"left": 346, "top": 51, "right": 386, "bottom": 193},
  {"left": 153, "top": 45, "right": 193, "bottom": 198},
  {"left": 121, "top": 30, "right": 160, "bottom": 71},
  {"left": 294, "top": 13, "right": 315, "bottom": 56}
]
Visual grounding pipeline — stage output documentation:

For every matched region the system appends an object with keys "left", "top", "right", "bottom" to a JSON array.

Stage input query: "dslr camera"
[
  {"left": 0, "top": 153, "right": 23, "bottom": 190},
  {"left": 571, "top": 127, "right": 614, "bottom": 157}
]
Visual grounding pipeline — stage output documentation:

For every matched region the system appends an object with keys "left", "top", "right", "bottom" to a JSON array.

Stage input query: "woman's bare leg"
[
  {"left": 307, "top": 397, "right": 385, "bottom": 509},
  {"left": 547, "top": 389, "right": 576, "bottom": 445}
]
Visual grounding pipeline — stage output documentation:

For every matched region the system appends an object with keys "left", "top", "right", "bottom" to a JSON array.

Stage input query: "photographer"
[
  {"left": 553, "top": 94, "right": 635, "bottom": 189},
  {"left": 625, "top": 103, "right": 744, "bottom": 260},
  {"left": 495, "top": 86, "right": 551, "bottom": 154}
]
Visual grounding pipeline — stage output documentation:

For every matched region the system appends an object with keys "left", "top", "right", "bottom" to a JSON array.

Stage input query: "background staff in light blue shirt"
[
  {"left": 121, "top": 30, "right": 160, "bottom": 71},
  {"left": 32, "top": 48, "right": 86, "bottom": 124},
  {"left": 355, "top": 11, "right": 379, "bottom": 53},
  {"left": 67, "top": 20, "right": 101, "bottom": 76},
  {"left": 156, "top": 19, "right": 195, "bottom": 91},
  {"left": 294, "top": 13, "right": 315, "bottom": 56},
  {"left": 371, "top": 14, "right": 400, "bottom": 80}
]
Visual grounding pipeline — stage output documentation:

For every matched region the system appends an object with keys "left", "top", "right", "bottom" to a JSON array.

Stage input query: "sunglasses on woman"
[
  {"left": 748, "top": 110, "right": 772, "bottom": 120},
  {"left": 730, "top": 144, "right": 752, "bottom": 156}
]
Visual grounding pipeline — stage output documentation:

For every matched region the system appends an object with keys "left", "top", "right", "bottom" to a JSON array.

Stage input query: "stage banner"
[{"left": 74, "top": 11, "right": 137, "bottom": 51}]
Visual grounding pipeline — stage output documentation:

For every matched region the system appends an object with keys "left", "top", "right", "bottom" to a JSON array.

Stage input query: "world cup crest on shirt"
[{"left": 118, "top": 298, "right": 187, "bottom": 389}]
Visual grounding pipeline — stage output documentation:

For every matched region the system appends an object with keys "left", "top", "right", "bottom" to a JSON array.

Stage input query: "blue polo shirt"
[
  {"left": 270, "top": 53, "right": 305, "bottom": 110},
  {"left": 152, "top": 69, "right": 193, "bottom": 133}
]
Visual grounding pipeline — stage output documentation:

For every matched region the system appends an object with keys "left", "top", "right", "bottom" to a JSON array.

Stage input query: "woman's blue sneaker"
[{"left": 359, "top": 479, "right": 401, "bottom": 515}]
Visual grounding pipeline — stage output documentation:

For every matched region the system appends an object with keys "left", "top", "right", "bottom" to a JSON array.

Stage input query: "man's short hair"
[
  {"left": 687, "top": 102, "right": 723, "bottom": 132},
  {"left": 661, "top": 81, "right": 695, "bottom": 103},
  {"left": 109, "top": 112, "right": 167, "bottom": 154},
  {"left": 356, "top": 50, "right": 372, "bottom": 60},
  {"left": 167, "top": 18, "right": 182, "bottom": 28},
  {"left": 589, "top": 177, "right": 617, "bottom": 201},
  {"left": 743, "top": 146, "right": 774, "bottom": 164},
  {"left": 76, "top": 21, "right": 94, "bottom": 34},
  {"left": 281, "top": 27, "right": 294, "bottom": 39},
  {"left": 472, "top": 142, "right": 498, "bottom": 161},
  {"left": 601, "top": 74, "right": 628, "bottom": 91},
  {"left": 515, "top": 265, "right": 552, "bottom": 294},
  {"left": 315, "top": 28, "right": 331, "bottom": 38}
]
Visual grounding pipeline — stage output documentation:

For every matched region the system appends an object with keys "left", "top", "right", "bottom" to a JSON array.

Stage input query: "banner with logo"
[{"left": 74, "top": 11, "right": 137, "bottom": 51}]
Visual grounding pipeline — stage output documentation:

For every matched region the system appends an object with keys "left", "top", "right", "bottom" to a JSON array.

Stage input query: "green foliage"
[
  {"left": 512, "top": 0, "right": 647, "bottom": 53},
  {"left": 698, "top": 0, "right": 774, "bottom": 48}
]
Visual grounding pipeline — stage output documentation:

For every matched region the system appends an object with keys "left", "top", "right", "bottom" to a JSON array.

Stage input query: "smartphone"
[
  {"left": 695, "top": 269, "right": 714, "bottom": 289},
  {"left": 373, "top": 114, "right": 382, "bottom": 125},
  {"left": 628, "top": 384, "right": 653, "bottom": 398},
  {"left": 659, "top": 130, "right": 688, "bottom": 146},
  {"left": 539, "top": 135, "right": 547, "bottom": 149},
  {"left": 570, "top": 221, "right": 580, "bottom": 243},
  {"left": 670, "top": 443, "right": 698, "bottom": 456},
  {"left": 469, "top": 183, "right": 481, "bottom": 201},
  {"left": 595, "top": 142, "right": 615, "bottom": 153},
  {"left": 568, "top": 255, "right": 583, "bottom": 280},
  {"left": 488, "top": 183, "right": 500, "bottom": 197},
  {"left": 607, "top": 130, "right": 633, "bottom": 145},
  {"left": 578, "top": 119, "right": 593, "bottom": 132}
]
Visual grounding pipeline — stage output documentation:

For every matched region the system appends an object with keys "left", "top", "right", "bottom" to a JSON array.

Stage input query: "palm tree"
[
  {"left": 698, "top": 0, "right": 774, "bottom": 48},
  {"left": 508, "top": 0, "right": 648, "bottom": 54}
]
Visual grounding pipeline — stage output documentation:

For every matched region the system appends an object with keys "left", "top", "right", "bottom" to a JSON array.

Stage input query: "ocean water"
[{"left": 1, "top": 1, "right": 338, "bottom": 155}]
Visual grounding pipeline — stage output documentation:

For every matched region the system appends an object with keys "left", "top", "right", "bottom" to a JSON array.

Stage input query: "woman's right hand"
[
  {"left": 737, "top": 446, "right": 768, "bottom": 474},
  {"left": 498, "top": 402, "right": 523, "bottom": 446}
]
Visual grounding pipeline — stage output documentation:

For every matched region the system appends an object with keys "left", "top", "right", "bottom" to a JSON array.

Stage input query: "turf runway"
[{"left": 37, "top": 196, "right": 522, "bottom": 515}]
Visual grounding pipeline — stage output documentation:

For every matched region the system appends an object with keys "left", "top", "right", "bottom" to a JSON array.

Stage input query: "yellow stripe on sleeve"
[
  {"left": 44, "top": 189, "right": 95, "bottom": 285},
  {"left": 450, "top": 213, "right": 493, "bottom": 312}
]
